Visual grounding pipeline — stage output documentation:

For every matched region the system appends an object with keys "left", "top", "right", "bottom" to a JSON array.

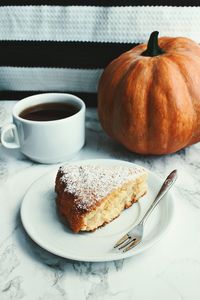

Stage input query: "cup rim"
[{"left": 13, "top": 93, "right": 85, "bottom": 125}]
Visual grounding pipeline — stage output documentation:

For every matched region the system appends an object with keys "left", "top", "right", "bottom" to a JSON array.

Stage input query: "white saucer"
[{"left": 20, "top": 159, "right": 175, "bottom": 262}]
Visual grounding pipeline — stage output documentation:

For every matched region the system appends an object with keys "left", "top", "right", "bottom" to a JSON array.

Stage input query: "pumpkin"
[{"left": 98, "top": 31, "right": 200, "bottom": 155}]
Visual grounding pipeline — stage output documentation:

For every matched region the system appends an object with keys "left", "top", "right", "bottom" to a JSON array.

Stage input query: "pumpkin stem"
[{"left": 141, "top": 31, "right": 165, "bottom": 57}]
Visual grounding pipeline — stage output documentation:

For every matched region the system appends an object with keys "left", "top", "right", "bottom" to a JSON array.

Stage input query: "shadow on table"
[{"left": 15, "top": 210, "right": 73, "bottom": 269}]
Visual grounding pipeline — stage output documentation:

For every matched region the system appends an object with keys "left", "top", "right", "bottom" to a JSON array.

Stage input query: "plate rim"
[{"left": 20, "top": 158, "right": 175, "bottom": 262}]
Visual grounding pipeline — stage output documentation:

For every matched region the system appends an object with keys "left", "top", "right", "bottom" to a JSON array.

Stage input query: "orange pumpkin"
[{"left": 98, "top": 31, "right": 200, "bottom": 155}]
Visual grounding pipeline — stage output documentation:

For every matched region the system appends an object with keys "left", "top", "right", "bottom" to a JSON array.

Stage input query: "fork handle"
[{"left": 139, "top": 170, "right": 177, "bottom": 225}]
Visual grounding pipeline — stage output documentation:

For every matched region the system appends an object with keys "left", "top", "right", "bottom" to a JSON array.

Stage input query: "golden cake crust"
[
  {"left": 55, "top": 164, "right": 148, "bottom": 233},
  {"left": 55, "top": 170, "right": 91, "bottom": 232}
]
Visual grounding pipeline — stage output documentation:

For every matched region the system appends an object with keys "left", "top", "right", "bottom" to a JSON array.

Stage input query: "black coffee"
[{"left": 19, "top": 102, "right": 79, "bottom": 121}]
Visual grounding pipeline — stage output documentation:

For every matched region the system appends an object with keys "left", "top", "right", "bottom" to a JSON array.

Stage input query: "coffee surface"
[{"left": 19, "top": 102, "right": 79, "bottom": 121}]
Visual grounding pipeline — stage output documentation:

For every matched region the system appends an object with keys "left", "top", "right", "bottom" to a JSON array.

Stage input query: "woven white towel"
[{"left": 0, "top": 4, "right": 199, "bottom": 104}]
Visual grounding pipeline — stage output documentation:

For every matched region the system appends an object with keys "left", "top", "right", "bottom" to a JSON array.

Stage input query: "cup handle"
[{"left": 1, "top": 123, "right": 20, "bottom": 149}]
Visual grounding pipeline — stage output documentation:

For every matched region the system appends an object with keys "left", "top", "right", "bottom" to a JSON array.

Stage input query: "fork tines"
[
  {"left": 114, "top": 234, "right": 131, "bottom": 248},
  {"left": 114, "top": 234, "right": 140, "bottom": 252},
  {"left": 118, "top": 237, "right": 137, "bottom": 250},
  {"left": 122, "top": 239, "right": 141, "bottom": 252}
]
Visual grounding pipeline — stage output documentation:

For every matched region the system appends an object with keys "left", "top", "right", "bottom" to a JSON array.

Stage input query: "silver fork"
[{"left": 114, "top": 170, "right": 178, "bottom": 253}]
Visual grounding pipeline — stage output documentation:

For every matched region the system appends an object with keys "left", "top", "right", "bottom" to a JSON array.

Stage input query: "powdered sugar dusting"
[{"left": 60, "top": 164, "right": 146, "bottom": 211}]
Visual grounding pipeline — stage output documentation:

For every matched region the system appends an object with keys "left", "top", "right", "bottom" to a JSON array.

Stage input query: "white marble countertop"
[{"left": 0, "top": 101, "right": 200, "bottom": 300}]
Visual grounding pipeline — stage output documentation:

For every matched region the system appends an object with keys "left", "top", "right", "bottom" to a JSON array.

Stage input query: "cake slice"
[{"left": 55, "top": 164, "right": 148, "bottom": 233}]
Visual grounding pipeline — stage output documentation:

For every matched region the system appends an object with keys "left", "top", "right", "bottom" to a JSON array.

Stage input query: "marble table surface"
[{"left": 0, "top": 101, "right": 200, "bottom": 300}]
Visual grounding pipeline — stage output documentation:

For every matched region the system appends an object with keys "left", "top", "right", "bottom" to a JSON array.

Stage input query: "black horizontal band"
[
  {"left": 0, "top": 0, "right": 198, "bottom": 6},
  {"left": 0, "top": 91, "right": 97, "bottom": 107},
  {"left": 0, "top": 41, "right": 137, "bottom": 69}
]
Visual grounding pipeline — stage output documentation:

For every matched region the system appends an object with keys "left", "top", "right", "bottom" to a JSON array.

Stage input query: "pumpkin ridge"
[
  {"left": 145, "top": 59, "right": 166, "bottom": 153},
  {"left": 129, "top": 59, "right": 154, "bottom": 153},
  {"left": 113, "top": 58, "right": 148, "bottom": 145},
  {"left": 165, "top": 54, "right": 200, "bottom": 145},
  {"left": 158, "top": 37, "right": 176, "bottom": 49},
  {"left": 149, "top": 57, "right": 173, "bottom": 153},
  {"left": 98, "top": 55, "right": 142, "bottom": 137},
  {"left": 159, "top": 37, "right": 200, "bottom": 55},
  {"left": 144, "top": 60, "right": 155, "bottom": 153},
  {"left": 160, "top": 56, "right": 195, "bottom": 150},
  {"left": 98, "top": 57, "right": 130, "bottom": 134}
]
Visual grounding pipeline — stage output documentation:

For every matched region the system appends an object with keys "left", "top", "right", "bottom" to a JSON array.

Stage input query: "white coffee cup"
[{"left": 1, "top": 93, "right": 85, "bottom": 164}]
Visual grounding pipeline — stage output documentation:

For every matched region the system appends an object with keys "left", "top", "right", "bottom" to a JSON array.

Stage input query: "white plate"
[{"left": 21, "top": 159, "right": 175, "bottom": 262}]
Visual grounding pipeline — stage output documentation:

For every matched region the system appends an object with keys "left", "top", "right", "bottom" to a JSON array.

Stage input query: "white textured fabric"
[
  {"left": 0, "top": 6, "right": 200, "bottom": 43},
  {"left": 0, "top": 67, "right": 103, "bottom": 92},
  {"left": 0, "top": 5, "right": 200, "bottom": 99}
]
